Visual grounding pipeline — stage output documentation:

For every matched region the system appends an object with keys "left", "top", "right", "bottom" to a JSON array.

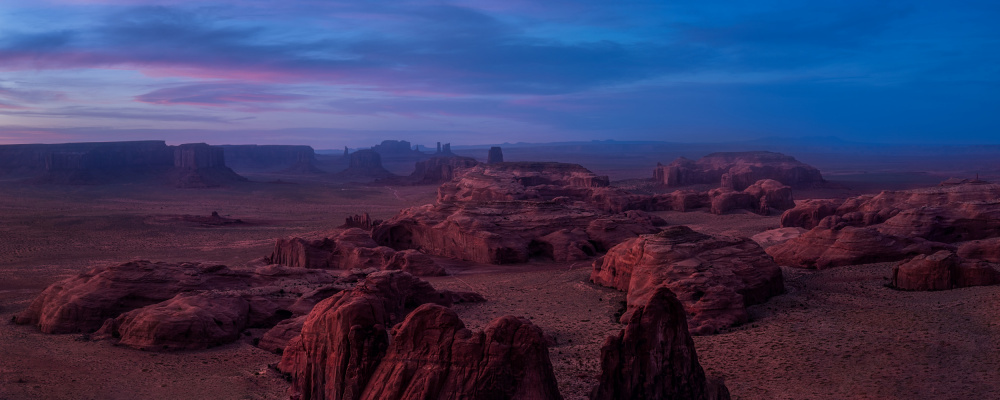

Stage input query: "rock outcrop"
[
  {"left": 767, "top": 220, "right": 953, "bottom": 269},
  {"left": 95, "top": 292, "right": 250, "bottom": 351},
  {"left": 958, "top": 238, "right": 1000, "bottom": 263},
  {"left": 773, "top": 182, "right": 1000, "bottom": 269},
  {"left": 708, "top": 179, "right": 794, "bottom": 215},
  {"left": 891, "top": 250, "right": 999, "bottom": 291},
  {"left": 221, "top": 145, "right": 321, "bottom": 174},
  {"left": 592, "top": 286, "right": 731, "bottom": 400},
  {"left": 654, "top": 151, "right": 824, "bottom": 190},
  {"left": 279, "top": 271, "right": 496, "bottom": 400},
  {"left": 591, "top": 226, "right": 784, "bottom": 335},
  {"left": 361, "top": 304, "right": 563, "bottom": 400},
  {"left": 266, "top": 228, "right": 446, "bottom": 276},
  {"left": 14, "top": 261, "right": 252, "bottom": 334},
  {"left": 487, "top": 146, "right": 504, "bottom": 164},
  {"left": 375, "top": 162, "right": 664, "bottom": 264}
]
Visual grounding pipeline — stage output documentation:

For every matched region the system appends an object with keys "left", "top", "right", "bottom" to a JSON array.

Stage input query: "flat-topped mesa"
[
  {"left": 654, "top": 151, "right": 825, "bottom": 190},
  {"left": 220, "top": 145, "right": 318, "bottom": 173},
  {"left": 371, "top": 139, "right": 428, "bottom": 160},
  {"left": 0, "top": 141, "right": 174, "bottom": 177},
  {"left": 487, "top": 146, "right": 504, "bottom": 164},
  {"left": 436, "top": 162, "right": 610, "bottom": 204},
  {"left": 334, "top": 149, "right": 395, "bottom": 180},
  {"left": 174, "top": 143, "right": 225, "bottom": 169}
]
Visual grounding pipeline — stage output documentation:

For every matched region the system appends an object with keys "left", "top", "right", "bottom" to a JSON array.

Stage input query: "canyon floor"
[{"left": 2, "top": 177, "right": 998, "bottom": 400}]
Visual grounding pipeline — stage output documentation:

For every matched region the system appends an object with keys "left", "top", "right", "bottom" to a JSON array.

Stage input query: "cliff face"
[
  {"left": 0, "top": 141, "right": 246, "bottom": 187},
  {"left": 170, "top": 143, "right": 246, "bottom": 188},
  {"left": 220, "top": 145, "right": 317, "bottom": 172},
  {"left": 0, "top": 141, "right": 173, "bottom": 177}
]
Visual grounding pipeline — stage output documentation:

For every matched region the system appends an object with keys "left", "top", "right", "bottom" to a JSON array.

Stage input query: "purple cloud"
[{"left": 134, "top": 83, "right": 307, "bottom": 107}]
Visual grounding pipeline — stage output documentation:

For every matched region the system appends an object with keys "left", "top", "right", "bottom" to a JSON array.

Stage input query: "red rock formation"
[
  {"left": 891, "top": 250, "right": 999, "bottom": 291},
  {"left": 406, "top": 156, "right": 479, "bottom": 185},
  {"left": 279, "top": 271, "right": 482, "bottom": 400},
  {"left": 779, "top": 199, "right": 843, "bottom": 229},
  {"left": 766, "top": 219, "right": 954, "bottom": 269},
  {"left": 95, "top": 292, "right": 250, "bottom": 351},
  {"left": 591, "top": 226, "right": 784, "bottom": 335},
  {"left": 375, "top": 162, "right": 664, "bottom": 264},
  {"left": 773, "top": 182, "right": 1000, "bottom": 268},
  {"left": 339, "top": 213, "right": 383, "bottom": 231},
  {"left": 592, "top": 286, "right": 730, "bottom": 400},
  {"left": 361, "top": 304, "right": 563, "bottom": 400},
  {"left": 267, "top": 228, "right": 445, "bottom": 276},
  {"left": 957, "top": 238, "right": 1000, "bottom": 263},
  {"left": 751, "top": 227, "right": 807, "bottom": 249},
  {"left": 654, "top": 151, "right": 824, "bottom": 190},
  {"left": 375, "top": 201, "right": 661, "bottom": 264},
  {"left": 14, "top": 261, "right": 252, "bottom": 334}
]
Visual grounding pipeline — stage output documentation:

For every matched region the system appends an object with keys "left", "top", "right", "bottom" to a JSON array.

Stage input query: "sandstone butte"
[
  {"left": 591, "top": 226, "right": 784, "bottom": 335},
  {"left": 266, "top": 227, "right": 446, "bottom": 276}
]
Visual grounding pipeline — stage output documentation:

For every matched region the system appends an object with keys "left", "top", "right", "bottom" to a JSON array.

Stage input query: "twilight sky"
[{"left": 0, "top": 0, "right": 997, "bottom": 148}]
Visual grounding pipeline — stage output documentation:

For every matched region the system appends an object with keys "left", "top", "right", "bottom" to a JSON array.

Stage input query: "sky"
[{"left": 0, "top": 0, "right": 997, "bottom": 148}]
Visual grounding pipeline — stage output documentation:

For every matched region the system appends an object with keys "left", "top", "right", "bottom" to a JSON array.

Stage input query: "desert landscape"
[
  {"left": 1, "top": 139, "right": 998, "bottom": 400},
  {"left": 2, "top": 1, "right": 997, "bottom": 399}
]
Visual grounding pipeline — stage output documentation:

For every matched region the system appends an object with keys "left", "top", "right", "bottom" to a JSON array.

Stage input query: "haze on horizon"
[{"left": 0, "top": 0, "right": 997, "bottom": 148}]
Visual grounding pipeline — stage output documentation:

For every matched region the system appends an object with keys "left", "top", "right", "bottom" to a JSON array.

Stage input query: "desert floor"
[{"left": 2, "top": 178, "right": 999, "bottom": 400}]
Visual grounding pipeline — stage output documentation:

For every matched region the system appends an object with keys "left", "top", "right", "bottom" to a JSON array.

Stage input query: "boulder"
[
  {"left": 591, "top": 226, "right": 784, "bottom": 335},
  {"left": 95, "top": 292, "right": 250, "bottom": 351},
  {"left": 779, "top": 199, "right": 843, "bottom": 229},
  {"left": 592, "top": 286, "right": 731, "bottom": 400},
  {"left": 891, "top": 250, "right": 999, "bottom": 291},
  {"left": 266, "top": 228, "right": 446, "bottom": 276},
  {"left": 14, "top": 261, "right": 251, "bottom": 334},
  {"left": 361, "top": 304, "right": 563, "bottom": 400}
]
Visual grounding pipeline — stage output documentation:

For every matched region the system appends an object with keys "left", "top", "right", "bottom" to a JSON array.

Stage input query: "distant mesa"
[
  {"left": 370, "top": 139, "right": 428, "bottom": 160},
  {"left": 0, "top": 140, "right": 247, "bottom": 187},
  {"left": 220, "top": 144, "right": 323, "bottom": 174},
  {"left": 332, "top": 149, "right": 395, "bottom": 181},
  {"left": 435, "top": 141, "right": 455, "bottom": 156},
  {"left": 654, "top": 151, "right": 825, "bottom": 190}
]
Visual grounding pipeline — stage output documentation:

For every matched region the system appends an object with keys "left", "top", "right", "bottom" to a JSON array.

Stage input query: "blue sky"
[{"left": 0, "top": 0, "right": 997, "bottom": 148}]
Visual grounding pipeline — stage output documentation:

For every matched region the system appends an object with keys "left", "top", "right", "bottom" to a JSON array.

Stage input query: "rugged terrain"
[{"left": 3, "top": 150, "right": 1000, "bottom": 399}]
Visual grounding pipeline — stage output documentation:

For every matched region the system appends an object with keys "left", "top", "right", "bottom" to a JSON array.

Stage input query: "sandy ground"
[{"left": 2, "top": 179, "right": 999, "bottom": 400}]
